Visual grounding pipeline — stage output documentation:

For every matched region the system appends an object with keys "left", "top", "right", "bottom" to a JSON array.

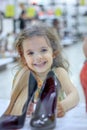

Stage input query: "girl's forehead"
[{"left": 23, "top": 36, "right": 51, "bottom": 47}]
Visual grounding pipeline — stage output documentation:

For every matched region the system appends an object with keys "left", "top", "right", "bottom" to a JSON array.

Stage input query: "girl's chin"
[
  {"left": 35, "top": 70, "right": 47, "bottom": 74},
  {"left": 33, "top": 68, "right": 47, "bottom": 73},
  {"left": 34, "top": 68, "right": 50, "bottom": 75}
]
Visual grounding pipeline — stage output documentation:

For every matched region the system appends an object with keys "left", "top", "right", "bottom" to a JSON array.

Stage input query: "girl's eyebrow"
[
  {"left": 41, "top": 46, "right": 48, "bottom": 49},
  {"left": 26, "top": 49, "right": 33, "bottom": 53}
]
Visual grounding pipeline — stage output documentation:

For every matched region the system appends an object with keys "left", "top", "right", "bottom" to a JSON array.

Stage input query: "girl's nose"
[{"left": 35, "top": 53, "right": 43, "bottom": 61}]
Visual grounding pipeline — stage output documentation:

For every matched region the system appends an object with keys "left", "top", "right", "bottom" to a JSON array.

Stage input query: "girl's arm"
[{"left": 56, "top": 67, "right": 79, "bottom": 116}]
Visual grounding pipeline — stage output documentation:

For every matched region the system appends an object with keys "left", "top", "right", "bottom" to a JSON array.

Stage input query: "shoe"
[
  {"left": 30, "top": 70, "right": 61, "bottom": 130},
  {"left": 0, "top": 71, "right": 37, "bottom": 130}
]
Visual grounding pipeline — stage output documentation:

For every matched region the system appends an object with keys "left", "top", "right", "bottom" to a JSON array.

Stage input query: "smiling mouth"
[{"left": 34, "top": 61, "right": 47, "bottom": 67}]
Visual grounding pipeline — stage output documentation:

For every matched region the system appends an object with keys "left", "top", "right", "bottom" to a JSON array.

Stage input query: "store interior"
[
  {"left": 0, "top": 0, "right": 87, "bottom": 117},
  {"left": 0, "top": 0, "right": 87, "bottom": 130}
]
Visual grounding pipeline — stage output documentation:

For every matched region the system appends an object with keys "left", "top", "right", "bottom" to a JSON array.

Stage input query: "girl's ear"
[
  {"left": 53, "top": 53, "right": 56, "bottom": 59},
  {"left": 53, "top": 50, "right": 59, "bottom": 58}
]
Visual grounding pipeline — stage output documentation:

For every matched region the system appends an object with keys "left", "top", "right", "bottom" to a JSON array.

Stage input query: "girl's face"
[{"left": 23, "top": 36, "right": 53, "bottom": 75}]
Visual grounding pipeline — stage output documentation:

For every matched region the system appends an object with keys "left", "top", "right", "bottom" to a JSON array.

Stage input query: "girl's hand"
[
  {"left": 27, "top": 102, "right": 34, "bottom": 116},
  {"left": 57, "top": 102, "right": 65, "bottom": 117}
]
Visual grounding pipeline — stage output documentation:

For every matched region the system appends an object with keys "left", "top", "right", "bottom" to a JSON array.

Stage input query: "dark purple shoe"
[
  {"left": 30, "top": 70, "right": 61, "bottom": 130},
  {"left": 0, "top": 72, "right": 37, "bottom": 130}
]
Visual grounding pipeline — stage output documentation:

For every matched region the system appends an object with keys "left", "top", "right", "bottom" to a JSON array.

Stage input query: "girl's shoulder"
[
  {"left": 53, "top": 67, "right": 69, "bottom": 84},
  {"left": 53, "top": 67, "right": 67, "bottom": 78}
]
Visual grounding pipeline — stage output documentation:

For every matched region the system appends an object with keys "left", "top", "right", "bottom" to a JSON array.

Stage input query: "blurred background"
[{"left": 0, "top": 0, "right": 86, "bottom": 105}]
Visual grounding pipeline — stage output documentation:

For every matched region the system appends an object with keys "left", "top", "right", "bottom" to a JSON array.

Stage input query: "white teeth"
[{"left": 34, "top": 61, "right": 47, "bottom": 66}]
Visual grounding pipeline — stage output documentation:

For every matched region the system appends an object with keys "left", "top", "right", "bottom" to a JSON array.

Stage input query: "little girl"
[
  {"left": 14, "top": 23, "right": 79, "bottom": 117},
  {"left": 0, "top": 23, "right": 80, "bottom": 130}
]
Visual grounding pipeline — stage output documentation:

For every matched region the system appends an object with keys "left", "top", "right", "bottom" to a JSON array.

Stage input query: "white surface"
[
  {"left": 0, "top": 101, "right": 87, "bottom": 130},
  {"left": 22, "top": 103, "right": 87, "bottom": 130},
  {"left": 0, "top": 99, "right": 10, "bottom": 116},
  {"left": 0, "top": 58, "right": 14, "bottom": 66}
]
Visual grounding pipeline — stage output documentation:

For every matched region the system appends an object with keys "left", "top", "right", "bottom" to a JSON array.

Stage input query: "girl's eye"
[
  {"left": 41, "top": 48, "right": 48, "bottom": 52},
  {"left": 27, "top": 52, "right": 34, "bottom": 55}
]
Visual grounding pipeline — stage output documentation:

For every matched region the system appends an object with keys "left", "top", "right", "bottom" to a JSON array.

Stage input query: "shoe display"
[
  {"left": 30, "top": 70, "right": 61, "bottom": 130},
  {"left": 0, "top": 72, "right": 37, "bottom": 130}
]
